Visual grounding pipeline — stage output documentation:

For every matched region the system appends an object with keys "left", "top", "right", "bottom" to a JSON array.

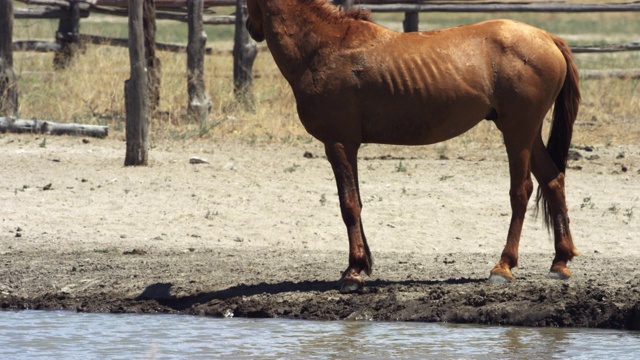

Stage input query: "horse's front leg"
[{"left": 325, "top": 142, "right": 372, "bottom": 293}]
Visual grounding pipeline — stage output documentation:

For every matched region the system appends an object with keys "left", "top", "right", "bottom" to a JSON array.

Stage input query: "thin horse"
[{"left": 246, "top": 0, "right": 581, "bottom": 292}]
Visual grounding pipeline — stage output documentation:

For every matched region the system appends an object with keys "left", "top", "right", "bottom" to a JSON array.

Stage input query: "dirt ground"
[{"left": 1, "top": 133, "right": 639, "bottom": 329}]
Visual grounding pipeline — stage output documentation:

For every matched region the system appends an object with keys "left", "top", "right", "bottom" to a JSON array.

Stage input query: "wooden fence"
[
  {"left": 11, "top": 1, "right": 238, "bottom": 65},
  {"left": 6, "top": 1, "right": 640, "bottom": 79}
]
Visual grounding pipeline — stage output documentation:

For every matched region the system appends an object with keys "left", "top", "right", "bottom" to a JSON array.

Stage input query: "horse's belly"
[
  {"left": 355, "top": 60, "right": 493, "bottom": 145},
  {"left": 362, "top": 119, "right": 481, "bottom": 145},
  {"left": 361, "top": 100, "right": 487, "bottom": 145}
]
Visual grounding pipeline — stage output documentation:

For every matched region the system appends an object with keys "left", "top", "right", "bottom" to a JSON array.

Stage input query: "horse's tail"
[
  {"left": 536, "top": 36, "right": 581, "bottom": 229},
  {"left": 547, "top": 36, "right": 580, "bottom": 175}
]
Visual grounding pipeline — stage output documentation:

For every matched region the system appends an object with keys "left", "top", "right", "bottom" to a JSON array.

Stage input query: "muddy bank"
[
  {"left": 3, "top": 248, "right": 640, "bottom": 330},
  {"left": 1, "top": 135, "right": 639, "bottom": 329}
]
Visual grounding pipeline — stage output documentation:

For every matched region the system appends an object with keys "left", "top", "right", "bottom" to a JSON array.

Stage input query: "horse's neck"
[{"left": 263, "top": 3, "right": 347, "bottom": 84}]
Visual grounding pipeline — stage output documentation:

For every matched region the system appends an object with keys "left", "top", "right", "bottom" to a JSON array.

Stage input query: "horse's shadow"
[{"left": 134, "top": 277, "right": 485, "bottom": 311}]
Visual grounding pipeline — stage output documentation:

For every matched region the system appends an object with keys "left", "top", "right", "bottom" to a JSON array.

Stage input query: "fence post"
[
  {"left": 187, "top": 0, "right": 212, "bottom": 125},
  {"left": 144, "top": 0, "right": 161, "bottom": 112},
  {"left": 53, "top": 0, "right": 81, "bottom": 69},
  {"left": 403, "top": 11, "right": 419, "bottom": 32},
  {"left": 0, "top": 0, "right": 18, "bottom": 116},
  {"left": 125, "top": 0, "right": 149, "bottom": 166},
  {"left": 233, "top": 0, "right": 257, "bottom": 110}
]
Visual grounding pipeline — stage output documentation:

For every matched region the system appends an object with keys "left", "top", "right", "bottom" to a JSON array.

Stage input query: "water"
[{"left": 1, "top": 311, "right": 639, "bottom": 359}]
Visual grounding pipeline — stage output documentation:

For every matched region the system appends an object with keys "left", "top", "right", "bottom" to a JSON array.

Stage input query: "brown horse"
[{"left": 246, "top": 0, "right": 580, "bottom": 292}]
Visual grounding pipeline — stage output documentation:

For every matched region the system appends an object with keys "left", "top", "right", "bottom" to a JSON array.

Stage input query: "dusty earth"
[{"left": 1, "top": 133, "right": 639, "bottom": 329}]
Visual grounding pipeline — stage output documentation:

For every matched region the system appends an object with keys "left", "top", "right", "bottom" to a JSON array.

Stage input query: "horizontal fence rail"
[
  {"left": 581, "top": 69, "right": 640, "bottom": 79},
  {"left": 571, "top": 43, "right": 640, "bottom": 54},
  {"left": 361, "top": 2, "right": 640, "bottom": 13},
  {"left": 16, "top": 0, "right": 235, "bottom": 8},
  {"left": 86, "top": 0, "right": 236, "bottom": 7},
  {"left": 14, "top": 6, "right": 89, "bottom": 18}
]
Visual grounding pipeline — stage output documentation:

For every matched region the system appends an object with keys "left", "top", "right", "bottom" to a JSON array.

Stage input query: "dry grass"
[{"left": 9, "top": 10, "right": 640, "bottom": 148}]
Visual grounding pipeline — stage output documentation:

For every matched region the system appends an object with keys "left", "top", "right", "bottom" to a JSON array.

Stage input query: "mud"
[{"left": 1, "top": 135, "right": 639, "bottom": 329}]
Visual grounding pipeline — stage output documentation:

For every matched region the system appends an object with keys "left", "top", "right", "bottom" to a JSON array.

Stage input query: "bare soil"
[{"left": 1, "top": 134, "right": 639, "bottom": 329}]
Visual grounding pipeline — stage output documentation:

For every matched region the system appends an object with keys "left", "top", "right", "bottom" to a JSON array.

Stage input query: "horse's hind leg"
[
  {"left": 489, "top": 135, "right": 535, "bottom": 283},
  {"left": 531, "top": 134, "right": 579, "bottom": 279},
  {"left": 325, "top": 142, "right": 372, "bottom": 293}
]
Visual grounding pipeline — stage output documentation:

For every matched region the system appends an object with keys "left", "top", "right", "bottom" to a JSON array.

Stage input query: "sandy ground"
[{"left": 1, "top": 133, "right": 639, "bottom": 329}]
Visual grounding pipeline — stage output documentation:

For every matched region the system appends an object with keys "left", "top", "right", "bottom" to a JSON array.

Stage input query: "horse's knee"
[
  {"left": 525, "top": 177, "right": 534, "bottom": 198},
  {"left": 509, "top": 184, "right": 532, "bottom": 213}
]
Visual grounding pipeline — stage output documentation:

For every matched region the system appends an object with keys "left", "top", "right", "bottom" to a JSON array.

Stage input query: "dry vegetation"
[{"left": 9, "top": 8, "right": 640, "bottom": 148}]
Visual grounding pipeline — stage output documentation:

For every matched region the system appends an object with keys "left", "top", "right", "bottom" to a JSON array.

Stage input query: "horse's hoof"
[
  {"left": 549, "top": 264, "right": 572, "bottom": 280},
  {"left": 487, "top": 273, "right": 513, "bottom": 284},
  {"left": 339, "top": 280, "right": 362, "bottom": 293},
  {"left": 338, "top": 274, "right": 365, "bottom": 293},
  {"left": 488, "top": 265, "right": 514, "bottom": 284},
  {"left": 548, "top": 269, "right": 572, "bottom": 280},
  {"left": 339, "top": 268, "right": 366, "bottom": 293}
]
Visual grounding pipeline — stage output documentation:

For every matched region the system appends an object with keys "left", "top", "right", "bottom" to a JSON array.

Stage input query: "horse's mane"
[{"left": 302, "top": 0, "right": 372, "bottom": 24}]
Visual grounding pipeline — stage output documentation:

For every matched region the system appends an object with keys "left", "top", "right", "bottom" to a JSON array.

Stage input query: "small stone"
[{"left": 189, "top": 157, "right": 209, "bottom": 164}]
